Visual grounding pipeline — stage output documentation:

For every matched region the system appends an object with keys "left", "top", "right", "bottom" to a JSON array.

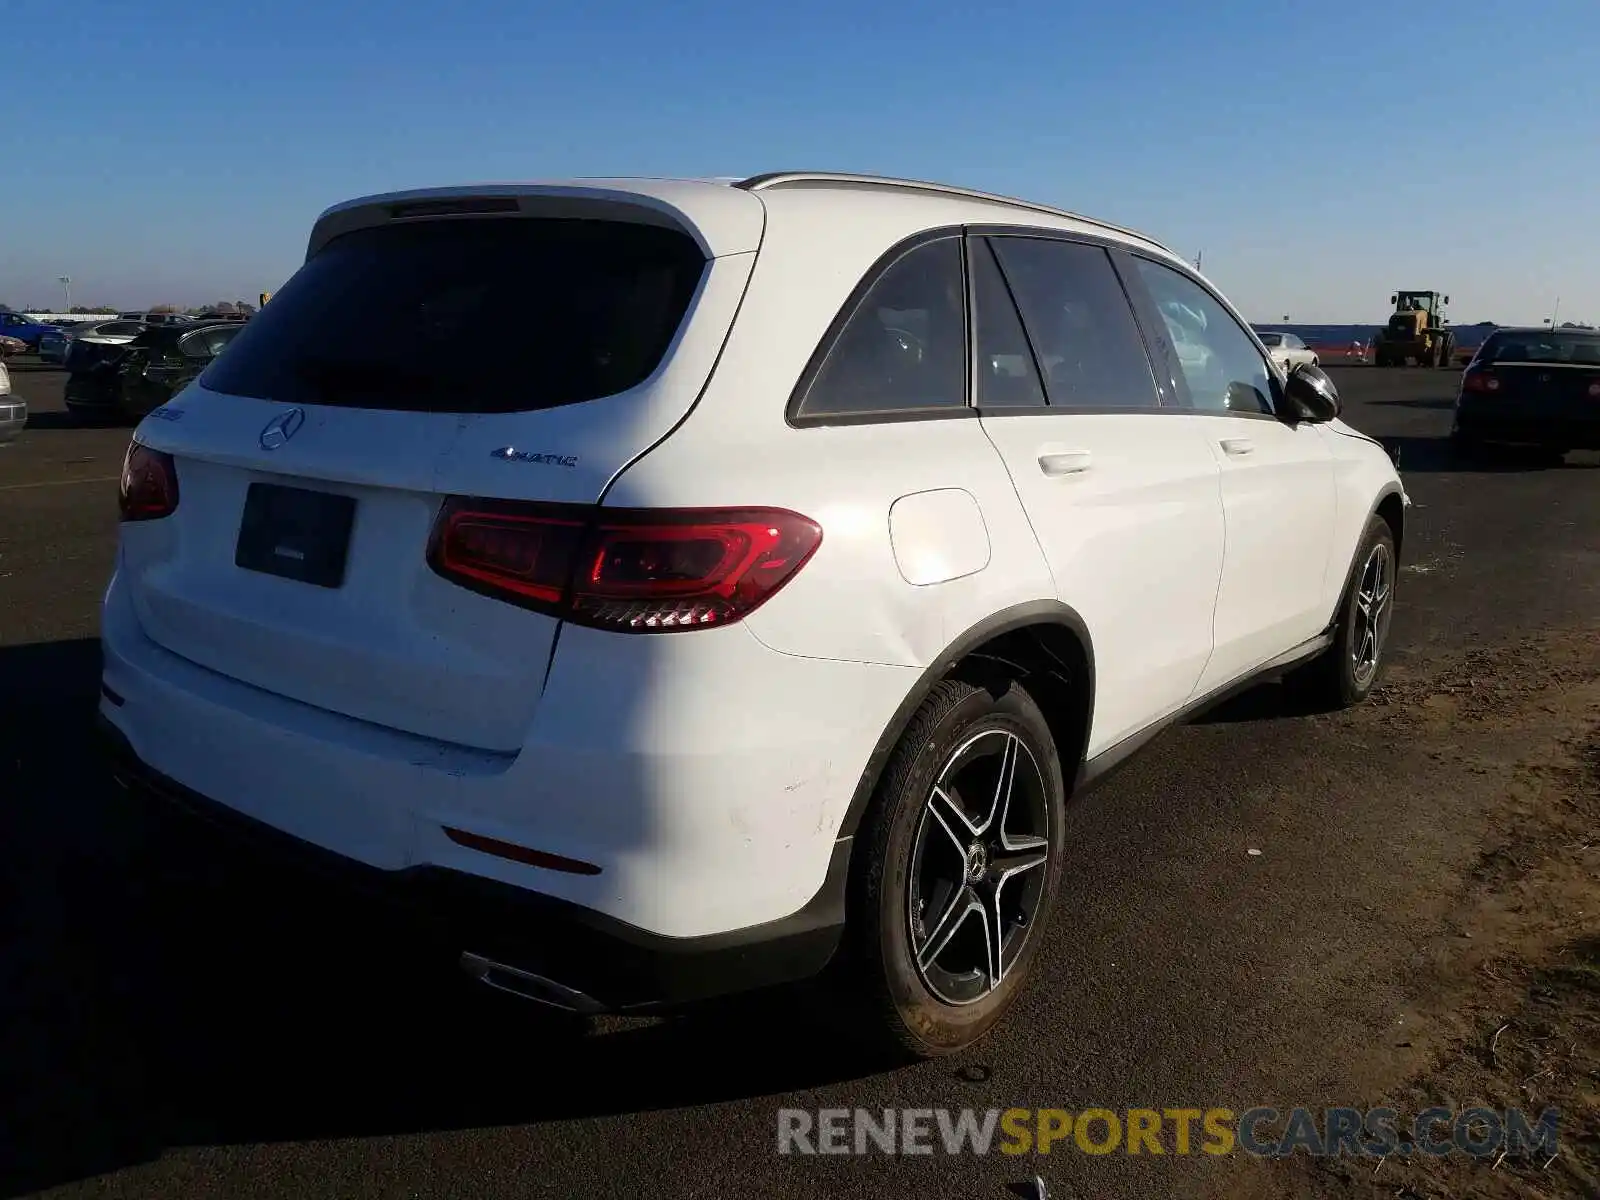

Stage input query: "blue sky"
[{"left": 4, "top": 0, "right": 1597, "bottom": 323}]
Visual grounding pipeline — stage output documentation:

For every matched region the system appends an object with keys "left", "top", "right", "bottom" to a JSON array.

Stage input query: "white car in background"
[
  {"left": 102, "top": 172, "right": 1408, "bottom": 1057},
  {"left": 1257, "top": 331, "right": 1319, "bottom": 374},
  {"left": 0, "top": 359, "right": 24, "bottom": 443}
]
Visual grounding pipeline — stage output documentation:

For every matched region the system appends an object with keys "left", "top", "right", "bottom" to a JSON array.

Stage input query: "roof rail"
[{"left": 733, "top": 171, "right": 1174, "bottom": 255}]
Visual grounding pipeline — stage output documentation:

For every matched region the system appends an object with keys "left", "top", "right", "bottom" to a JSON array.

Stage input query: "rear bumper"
[
  {"left": 1455, "top": 409, "right": 1600, "bottom": 449},
  {"left": 63, "top": 376, "right": 121, "bottom": 412},
  {"left": 0, "top": 398, "right": 26, "bottom": 442},
  {"left": 100, "top": 713, "right": 850, "bottom": 1011}
]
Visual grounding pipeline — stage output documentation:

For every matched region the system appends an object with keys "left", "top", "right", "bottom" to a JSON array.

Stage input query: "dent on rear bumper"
[{"left": 100, "top": 567, "right": 916, "bottom": 939}]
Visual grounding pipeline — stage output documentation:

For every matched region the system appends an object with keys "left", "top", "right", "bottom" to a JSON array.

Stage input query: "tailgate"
[
  {"left": 1491, "top": 363, "right": 1600, "bottom": 412},
  {"left": 119, "top": 202, "right": 759, "bottom": 753}
]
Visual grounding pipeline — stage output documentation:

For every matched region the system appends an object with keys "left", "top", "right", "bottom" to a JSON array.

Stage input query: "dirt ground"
[{"left": 1207, "top": 629, "right": 1600, "bottom": 1199}]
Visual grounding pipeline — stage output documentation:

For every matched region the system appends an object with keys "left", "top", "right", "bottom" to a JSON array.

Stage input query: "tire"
[
  {"left": 840, "top": 676, "right": 1067, "bottom": 1059},
  {"left": 1288, "top": 515, "right": 1397, "bottom": 709}
]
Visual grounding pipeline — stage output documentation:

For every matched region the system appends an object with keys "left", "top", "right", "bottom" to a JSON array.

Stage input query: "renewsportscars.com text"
[{"left": 776, "top": 1106, "right": 1560, "bottom": 1159}]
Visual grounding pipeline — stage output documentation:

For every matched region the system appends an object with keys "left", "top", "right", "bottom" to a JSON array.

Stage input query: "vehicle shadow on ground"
[
  {"left": 1382, "top": 436, "right": 1600, "bottom": 474},
  {"left": 0, "top": 637, "right": 888, "bottom": 1199},
  {"left": 1190, "top": 679, "right": 1329, "bottom": 726},
  {"left": 14, "top": 411, "right": 87, "bottom": 431},
  {"left": 1368, "top": 396, "right": 1458, "bottom": 410}
]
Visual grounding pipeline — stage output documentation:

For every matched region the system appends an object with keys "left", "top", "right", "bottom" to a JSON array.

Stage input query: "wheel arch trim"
[
  {"left": 834, "top": 599, "right": 1095, "bottom": 840},
  {"left": 1328, "top": 483, "right": 1406, "bottom": 630}
]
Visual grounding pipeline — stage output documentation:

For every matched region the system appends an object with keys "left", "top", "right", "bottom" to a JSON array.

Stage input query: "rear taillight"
[
  {"left": 119, "top": 443, "right": 179, "bottom": 521},
  {"left": 1462, "top": 370, "right": 1499, "bottom": 393},
  {"left": 427, "top": 499, "right": 823, "bottom": 633}
]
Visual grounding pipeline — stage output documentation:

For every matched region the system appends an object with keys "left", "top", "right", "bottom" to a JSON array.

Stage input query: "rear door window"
[
  {"left": 970, "top": 239, "right": 1046, "bottom": 410},
  {"left": 987, "top": 237, "right": 1161, "bottom": 410},
  {"left": 201, "top": 218, "right": 708, "bottom": 413}
]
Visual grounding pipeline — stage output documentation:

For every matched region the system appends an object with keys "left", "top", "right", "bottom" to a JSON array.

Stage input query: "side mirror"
[{"left": 1282, "top": 363, "right": 1341, "bottom": 423}]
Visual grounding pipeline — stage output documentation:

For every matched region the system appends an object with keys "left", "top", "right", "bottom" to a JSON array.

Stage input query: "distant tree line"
[{"left": 3, "top": 300, "right": 260, "bottom": 315}]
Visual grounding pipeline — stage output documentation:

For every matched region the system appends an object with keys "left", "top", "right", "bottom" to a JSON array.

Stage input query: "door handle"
[
  {"left": 1037, "top": 449, "right": 1093, "bottom": 476},
  {"left": 1218, "top": 438, "right": 1255, "bottom": 456}
]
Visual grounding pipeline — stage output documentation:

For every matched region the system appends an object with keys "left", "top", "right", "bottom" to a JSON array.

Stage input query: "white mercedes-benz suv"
[{"left": 101, "top": 172, "right": 1407, "bottom": 1056}]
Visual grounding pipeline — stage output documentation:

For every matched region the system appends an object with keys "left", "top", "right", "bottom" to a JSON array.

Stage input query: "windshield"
[{"left": 1477, "top": 331, "right": 1600, "bottom": 365}]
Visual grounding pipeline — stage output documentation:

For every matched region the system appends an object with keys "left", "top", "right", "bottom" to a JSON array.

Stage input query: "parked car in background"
[
  {"left": 66, "top": 320, "right": 241, "bottom": 422},
  {"left": 118, "top": 321, "right": 245, "bottom": 418},
  {"left": 101, "top": 172, "right": 1408, "bottom": 1057},
  {"left": 0, "top": 359, "right": 23, "bottom": 443},
  {"left": 44, "top": 318, "right": 145, "bottom": 366},
  {"left": 0, "top": 335, "right": 26, "bottom": 358},
  {"left": 1453, "top": 327, "right": 1600, "bottom": 460},
  {"left": 1256, "top": 331, "right": 1319, "bottom": 374},
  {"left": 117, "top": 312, "right": 193, "bottom": 327},
  {"left": 0, "top": 310, "right": 56, "bottom": 350}
]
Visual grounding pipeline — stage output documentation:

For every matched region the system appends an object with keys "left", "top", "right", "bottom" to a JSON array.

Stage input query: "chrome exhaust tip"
[{"left": 459, "top": 952, "right": 605, "bottom": 1014}]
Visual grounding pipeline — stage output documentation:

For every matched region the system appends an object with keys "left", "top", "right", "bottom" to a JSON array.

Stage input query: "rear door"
[
  {"left": 1123, "top": 255, "right": 1338, "bottom": 693},
  {"left": 120, "top": 208, "right": 755, "bottom": 753},
  {"left": 970, "top": 232, "right": 1226, "bottom": 753}
]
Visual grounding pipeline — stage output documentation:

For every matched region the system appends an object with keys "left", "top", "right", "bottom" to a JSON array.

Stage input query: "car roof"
[
  {"left": 308, "top": 171, "right": 1181, "bottom": 264},
  {"left": 1484, "top": 326, "right": 1598, "bottom": 335}
]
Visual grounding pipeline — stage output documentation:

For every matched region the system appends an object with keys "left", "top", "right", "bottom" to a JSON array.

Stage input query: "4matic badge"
[{"left": 491, "top": 447, "right": 578, "bottom": 467}]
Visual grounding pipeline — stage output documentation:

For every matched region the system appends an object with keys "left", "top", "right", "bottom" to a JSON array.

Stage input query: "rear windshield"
[
  {"left": 1256, "top": 333, "right": 1283, "bottom": 346},
  {"left": 1477, "top": 331, "right": 1600, "bottom": 365},
  {"left": 201, "top": 217, "right": 707, "bottom": 413}
]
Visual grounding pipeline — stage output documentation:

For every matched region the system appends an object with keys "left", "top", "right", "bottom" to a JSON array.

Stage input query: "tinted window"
[
  {"left": 796, "top": 237, "right": 966, "bottom": 420},
  {"left": 1285, "top": 334, "right": 1305, "bottom": 349},
  {"left": 1478, "top": 331, "right": 1600, "bottom": 365},
  {"left": 988, "top": 238, "right": 1159, "bottom": 409},
  {"left": 971, "top": 240, "right": 1045, "bottom": 409},
  {"left": 203, "top": 218, "right": 706, "bottom": 413},
  {"left": 1132, "top": 258, "right": 1274, "bottom": 415},
  {"left": 1257, "top": 333, "right": 1283, "bottom": 346},
  {"left": 202, "top": 326, "right": 242, "bottom": 356},
  {"left": 178, "top": 331, "right": 216, "bottom": 358},
  {"left": 133, "top": 327, "right": 184, "bottom": 351},
  {"left": 97, "top": 321, "right": 145, "bottom": 336}
]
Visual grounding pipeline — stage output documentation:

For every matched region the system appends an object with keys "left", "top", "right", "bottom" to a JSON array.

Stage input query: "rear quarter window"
[{"left": 200, "top": 217, "right": 707, "bottom": 413}]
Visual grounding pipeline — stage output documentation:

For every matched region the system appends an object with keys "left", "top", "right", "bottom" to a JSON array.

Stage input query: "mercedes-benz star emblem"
[{"left": 259, "top": 408, "right": 306, "bottom": 451}]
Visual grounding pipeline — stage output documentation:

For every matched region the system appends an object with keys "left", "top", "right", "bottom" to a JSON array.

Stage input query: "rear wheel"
[
  {"left": 1288, "top": 515, "right": 1397, "bottom": 709},
  {"left": 841, "top": 677, "right": 1067, "bottom": 1058}
]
